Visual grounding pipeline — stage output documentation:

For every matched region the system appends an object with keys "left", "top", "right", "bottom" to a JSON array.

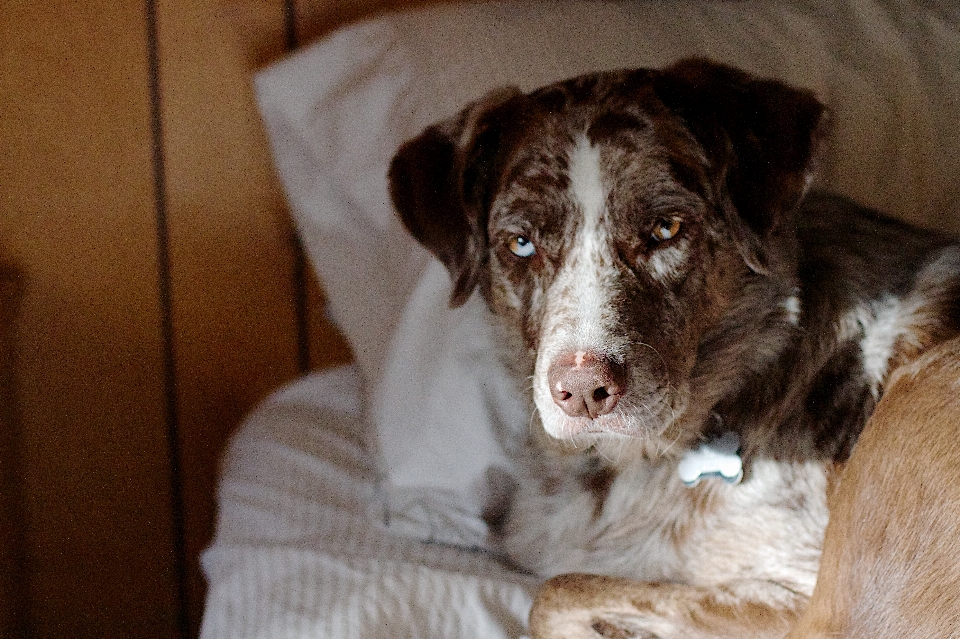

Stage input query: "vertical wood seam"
[
  {"left": 145, "top": 1, "right": 190, "bottom": 636},
  {"left": 0, "top": 268, "right": 30, "bottom": 637},
  {"left": 284, "top": 0, "right": 312, "bottom": 375}
]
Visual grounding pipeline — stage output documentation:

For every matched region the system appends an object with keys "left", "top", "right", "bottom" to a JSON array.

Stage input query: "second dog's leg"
[{"left": 530, "top": 573, "right": 805, "bottom": 639}]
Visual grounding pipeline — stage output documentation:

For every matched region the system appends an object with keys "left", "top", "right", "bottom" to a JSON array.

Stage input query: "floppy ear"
[
  {"left": 653, "top": 58, "right": 828, "bottom": 273},
  {"left": 389, "top": 87, "right": 526, "bottom": 307}
]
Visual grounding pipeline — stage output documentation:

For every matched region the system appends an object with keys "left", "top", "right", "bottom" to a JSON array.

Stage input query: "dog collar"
[{"left": 678, "top": 431, "right": 743, "bottom": 487}]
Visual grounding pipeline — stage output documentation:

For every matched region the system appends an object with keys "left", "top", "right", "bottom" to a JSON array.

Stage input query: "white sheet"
[
  {"left": 203, "top": 1, "right": 960, "bottom": 637},
  {"left": 200, "top": 366, "right": 537, "bottom": 638}
]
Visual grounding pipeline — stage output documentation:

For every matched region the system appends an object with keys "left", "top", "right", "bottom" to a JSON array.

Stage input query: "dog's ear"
[
  {"left": 653, "top": 58, "right": 828, "bottom": 273},
  {"left": 389, "top": 87, "right": 527, "bottom": 307}
]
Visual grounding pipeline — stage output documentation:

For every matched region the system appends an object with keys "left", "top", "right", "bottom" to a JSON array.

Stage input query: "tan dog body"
[{"left": 786, "top": 338, "right": 960, "bottom": 639}]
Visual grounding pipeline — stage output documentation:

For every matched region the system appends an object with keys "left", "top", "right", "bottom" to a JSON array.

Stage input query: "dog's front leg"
[{"left": 529, "top": 573, "right": 805, "bottom": 639}]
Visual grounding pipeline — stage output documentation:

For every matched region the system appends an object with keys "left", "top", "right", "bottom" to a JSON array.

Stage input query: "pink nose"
[{"left": 548, "top": 351, "right": 627, "bottom": 419}]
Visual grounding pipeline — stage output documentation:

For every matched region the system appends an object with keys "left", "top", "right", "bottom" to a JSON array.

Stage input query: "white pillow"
[{"left": 254, "top": 0, "right": 960, "bottom": 529}]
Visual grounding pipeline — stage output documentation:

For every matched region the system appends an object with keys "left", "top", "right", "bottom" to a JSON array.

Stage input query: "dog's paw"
[
  {"left": 530, "top": 574, "right": 659, "bottom": 639},
  {"left": 590, "top": 617, "right": 656, "bottom": 639},
  {"left": 531, "top": 611, "right": 655, "bottom": 639},
  {"left": 530, "top": 573, "right": 803, "bottom": 639}
]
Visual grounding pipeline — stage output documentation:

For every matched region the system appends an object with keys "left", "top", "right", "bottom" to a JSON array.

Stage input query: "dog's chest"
[{"left": 502, "top": 453, "right": 829, "bottom": 596}]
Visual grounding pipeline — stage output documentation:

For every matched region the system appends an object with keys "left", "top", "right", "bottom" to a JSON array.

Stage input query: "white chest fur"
[{"left": 502, "top": 452, "right": 829, "bottom": 597}]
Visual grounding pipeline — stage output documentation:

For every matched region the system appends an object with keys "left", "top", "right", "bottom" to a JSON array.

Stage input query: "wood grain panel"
[
  {"left": 156, "top": 0, "right": 349, "bottom": 633},
  {"left": 1, "top": 0, "right": 386, "bottom": 636},
  {"left": 155, "top": 0, "right": 294, "bottom": 631},
  {"left": 0, "top": 2, "right": 180, "bottom": 636}
]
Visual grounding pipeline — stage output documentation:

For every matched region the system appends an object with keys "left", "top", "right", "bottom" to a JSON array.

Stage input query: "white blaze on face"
[
  {"left": 534, "top": 135, "right": 624, "bottom": 437},
  {"left": 569, "top": 135, "right": 606, "bottom": 226}
]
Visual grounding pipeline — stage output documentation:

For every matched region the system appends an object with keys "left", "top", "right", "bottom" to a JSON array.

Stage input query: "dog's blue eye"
[{"left": 509, "top": 236, "right": 536, "bottom": 258}]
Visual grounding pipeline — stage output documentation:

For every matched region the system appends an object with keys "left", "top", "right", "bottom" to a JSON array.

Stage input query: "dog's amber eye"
[
  {"left": 508, "top": 235, "right": 536, "bottom": 258},
  {"left": 651, "top": 218, "right": 682, "bottom": 242}
]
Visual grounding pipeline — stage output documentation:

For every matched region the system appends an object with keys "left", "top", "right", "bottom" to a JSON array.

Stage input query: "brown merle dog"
[{"left": 389, "top": 59, "right": 960, "bottom": 638}]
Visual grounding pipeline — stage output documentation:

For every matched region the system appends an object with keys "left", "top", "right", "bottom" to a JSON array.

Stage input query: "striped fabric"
[{"left": 200, "top": 366, "right": 537, "bottom": 638}]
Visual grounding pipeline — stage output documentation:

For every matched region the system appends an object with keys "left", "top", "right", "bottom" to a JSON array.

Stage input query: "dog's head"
[{"left": 389, "top": 59, "right": 826, "bottom": 448}]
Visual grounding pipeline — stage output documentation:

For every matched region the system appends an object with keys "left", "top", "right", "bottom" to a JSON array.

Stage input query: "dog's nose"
[{"left": 548, "top": 351, "right": 626, "bottom": 419}]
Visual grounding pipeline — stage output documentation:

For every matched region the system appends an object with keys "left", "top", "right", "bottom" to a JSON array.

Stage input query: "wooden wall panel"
[
  {"left": 0, "top": 2, "right": 180, "bottom": 637},
  {"left": 0, "top": 0, "right": 395, "bottom": 636},
  {"left": 139, "top": 0, "right": 354, "bottom": 633},
  {"left": 155, "top": 0, "right": 302, "bottom": 633}
]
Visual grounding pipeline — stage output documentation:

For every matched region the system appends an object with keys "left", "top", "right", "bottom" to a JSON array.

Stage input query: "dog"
[
  {"left": 388, "top": 58, "right": 960, "bottom": 638},
  {"left": 785, "top": 337, "right": 960, "bottom": 639}
]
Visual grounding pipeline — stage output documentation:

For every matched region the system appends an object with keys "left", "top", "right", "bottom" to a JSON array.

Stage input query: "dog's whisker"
[
  {"left": 658, "top": 426, "right": 684, "bottom": 457},
  {"left": 634, "top": 338, "right": 669, "bottom": 372}
]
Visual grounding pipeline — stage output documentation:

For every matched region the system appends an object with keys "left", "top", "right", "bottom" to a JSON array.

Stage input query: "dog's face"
[{"left": 390, "top": 60, "right": 825, "bottom": 448}]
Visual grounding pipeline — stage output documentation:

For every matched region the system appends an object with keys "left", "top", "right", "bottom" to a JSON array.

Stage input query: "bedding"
[{"left": 201, "top": 1, "right": 960, "bottom": 637}]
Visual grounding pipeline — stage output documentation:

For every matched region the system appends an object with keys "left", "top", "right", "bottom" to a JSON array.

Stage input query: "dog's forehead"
[{"left": 492, "top": 80, "right": 708, "bottom": 225}]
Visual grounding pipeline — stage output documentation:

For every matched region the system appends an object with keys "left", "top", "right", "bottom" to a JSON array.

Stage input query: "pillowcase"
[{"left": 254, "top": 0, "right": 960, "bottom": 525}]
